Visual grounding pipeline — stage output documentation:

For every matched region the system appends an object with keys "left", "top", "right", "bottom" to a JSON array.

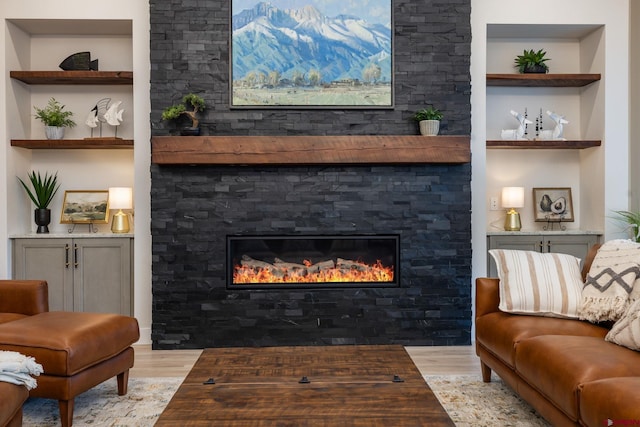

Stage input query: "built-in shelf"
[
  {"left": 486, "top": 139, "right": 601, "bottom": 149},
  {"left": 9, "top": 71, "right": 133, "bottom": 85},
  {"left": 11, "top": 139, "right": 133, "bottom": 149},
  {"left": 486, "top": 73, "right": 601, "bottom": 87},
  {"left": 151, "top": 135, "right": 471, "bottom": 165}
]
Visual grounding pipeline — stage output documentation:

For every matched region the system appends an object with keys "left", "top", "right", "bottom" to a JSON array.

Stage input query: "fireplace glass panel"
[{"left": 227, "top": 235, "right": 399, "bottom": 289}]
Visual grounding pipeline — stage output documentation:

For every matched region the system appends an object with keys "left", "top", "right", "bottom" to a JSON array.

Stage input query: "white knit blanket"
[{"left": 0, "top": 350, "right": 43, "bottom": 390}]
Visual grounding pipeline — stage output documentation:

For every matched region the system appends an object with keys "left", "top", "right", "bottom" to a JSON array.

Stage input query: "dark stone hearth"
[{"left": 150, "top": 0, "right": 472, "bottom": 348}]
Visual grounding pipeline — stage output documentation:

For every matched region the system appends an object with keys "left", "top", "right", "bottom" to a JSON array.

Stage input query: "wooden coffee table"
[{"left": 156, "top": 345, "right": 453, "bottom": 426}]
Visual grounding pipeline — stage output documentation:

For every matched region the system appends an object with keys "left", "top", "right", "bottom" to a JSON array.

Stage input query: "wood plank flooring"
[
  {"left": 129, "top": 345, "right": 482, "bottom": 378},
  {"left": 154, "top": 345, "right": 456, "bottom": 426}
]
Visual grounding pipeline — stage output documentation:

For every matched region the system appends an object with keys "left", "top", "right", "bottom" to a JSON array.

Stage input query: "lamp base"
[
  {"left": 504, "top": 209, "right": 522, "bottom": 231},
  {"left": 111, "top": 210, "right": 130, "bottom": 233}
]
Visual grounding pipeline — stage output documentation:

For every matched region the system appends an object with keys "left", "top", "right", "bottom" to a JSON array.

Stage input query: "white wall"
[
  {"left": 471, "top": 0, "right": 630, "bottom": 284},
  {"left": 0, "top": 1, "right": 152, "bottom": 344}
]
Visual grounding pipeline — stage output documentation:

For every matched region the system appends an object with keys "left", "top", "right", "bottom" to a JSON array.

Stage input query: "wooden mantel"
[{"left": 151, "top": 135, "right": 470, "bottom": 165}]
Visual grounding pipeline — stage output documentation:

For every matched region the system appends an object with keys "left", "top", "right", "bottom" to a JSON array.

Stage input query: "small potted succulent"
[
  {"left": 413, "top": 106, "right": 443, "bottom": 136},
  {"left": 161, "top": 93, "right": 206, "bottom": 136},
  {"left": 18, "top": 171, "right": 60, "bottom": 233},
  {"left": 34, "top": 97, "right": 76, "bottom": 139},
  {"left": 514, "top": 49, "right": 550, "bottom": 74}
]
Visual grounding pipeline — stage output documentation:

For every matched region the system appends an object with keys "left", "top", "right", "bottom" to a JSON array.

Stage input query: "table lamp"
[
  {"left": 502, "top": 186, "right": 524, "bottom": 231},
  {"left": 109, "top": 187, "right": 132, "bottom": 233}
]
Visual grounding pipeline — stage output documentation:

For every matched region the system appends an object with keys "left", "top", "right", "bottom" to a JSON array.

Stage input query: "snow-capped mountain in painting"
[{"left": 232, "top": 2, "right": 392, "bottom": 84}]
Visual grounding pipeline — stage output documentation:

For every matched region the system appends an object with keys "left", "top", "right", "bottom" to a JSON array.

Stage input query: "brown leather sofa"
[
  {"left": 0, "top": 280, "right": 139, "bottom": 427},
  {"left": 476, "top": 245, "right": 640, "bottom": 427},
  {"left": 0, "top": 382, "right": 28, "bottom": 427}
]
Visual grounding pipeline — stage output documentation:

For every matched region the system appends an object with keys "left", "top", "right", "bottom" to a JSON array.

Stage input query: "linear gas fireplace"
[{"left": 227, "top": 235, "right": 399, "bottom": 289}]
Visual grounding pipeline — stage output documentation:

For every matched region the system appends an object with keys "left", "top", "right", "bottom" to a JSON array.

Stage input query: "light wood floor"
[{"left": 129, "top": 345, "right": 482, "bottom": 378}]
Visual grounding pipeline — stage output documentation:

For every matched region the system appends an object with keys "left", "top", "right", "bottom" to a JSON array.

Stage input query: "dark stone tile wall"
[
  {"left": 151, "top": 165, "right": 472, "bottom": 348},
  {"left": 150, "top": 0, "right": 472, "bottom": 348}
]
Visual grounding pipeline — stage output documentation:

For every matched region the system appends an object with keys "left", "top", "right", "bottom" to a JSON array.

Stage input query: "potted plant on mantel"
[
  {"left": 18, "top": 171, "right": 60, "bottom": 234},
  {"left": 413, "top": 106, "right": 443, "bottom": 136},
  {"left": 514, "top": 49, "right": 550, "bottom": 74},
  {"left": 34, "top": 97, "right": 76, "bottom": 140},
  {"left": 161, "top": 93, "right": 206, "bottom": 136}
]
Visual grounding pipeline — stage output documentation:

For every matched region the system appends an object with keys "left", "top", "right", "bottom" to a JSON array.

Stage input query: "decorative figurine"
[
  {"left": 538, "top": 110, "right": 568, "bottom": 140},
  {"left": 501, "top": 110, "right": 532, "bottom": 140},
  {"left": 59, "top": 52, "right": 99, "bottom": 71},
  {"left": 85, "top": 98, "right": 123, "bottom": 138}
]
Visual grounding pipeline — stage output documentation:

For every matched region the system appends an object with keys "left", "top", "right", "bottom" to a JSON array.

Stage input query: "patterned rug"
[{"left": 22, "top": 374, "right": 550, "bottom": 426}]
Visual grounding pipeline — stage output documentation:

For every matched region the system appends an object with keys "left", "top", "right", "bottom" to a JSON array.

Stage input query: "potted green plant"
[
  {"left": 413, "top": 106, "right": 443, "bottom": 136},
  {"left": 18, "top": 171, "right": 60, "bottom": 233},
  {"left": 33, "top": 97, "right": 76, "bottom": 139},
  {"left": 161, "top": 93, "right": 206, "bottom": 136},
  {"left": 611, "top": 210, "right": 640, "bottom": 242},
  {"left": 514, "top": 49, "right": 550, "bottom": 74}
]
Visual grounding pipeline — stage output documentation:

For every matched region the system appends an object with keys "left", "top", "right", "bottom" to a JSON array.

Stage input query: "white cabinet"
[
  {"left": 487, "top": 232, "right": 601, "bottom": 277},
  {"left": 12, "top": 236, "right": 133, "bottom": 315}
]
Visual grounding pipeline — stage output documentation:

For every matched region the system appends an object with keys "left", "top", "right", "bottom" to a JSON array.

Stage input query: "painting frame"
[
  {"left": 60, "top": 190, "right": 110, "bottom": 224},
  {"left": 230, "top": 0, "right": 394, "bottom": 109},
  {"left": 532, "top": 187, "right": 574, "bottom": 223}
]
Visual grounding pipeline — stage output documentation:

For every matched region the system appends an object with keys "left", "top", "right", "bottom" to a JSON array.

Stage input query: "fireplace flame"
[{"left": 233, "top": 257, "right": 394, "bottom": 284}]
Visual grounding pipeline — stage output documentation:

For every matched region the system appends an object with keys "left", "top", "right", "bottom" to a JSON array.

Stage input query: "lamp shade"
[
  {"left": 108, "top": 187, "right": 133, "bottom": 210},
  {"left": 502, "top": 187, "right": 524, "bottom": 209}
]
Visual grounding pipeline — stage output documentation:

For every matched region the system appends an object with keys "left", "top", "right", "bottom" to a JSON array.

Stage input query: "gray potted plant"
[
  {"left": 34, "top": 97, "right": 76, "bottom": 139},
  {"left": 161, "top": 93, "right": 206, "bottom": 136},
  {"left": 514, "top": 49, "right": 550, "bottom": 74},
  {"left": 18, "top": 171, "right": 60, "bottom": 233},
  {"left": 413, "top": 106, "right": 443, "bottom": 136}
]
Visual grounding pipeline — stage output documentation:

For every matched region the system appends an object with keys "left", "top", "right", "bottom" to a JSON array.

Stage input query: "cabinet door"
[
  {"left": 12, "top": 238, "right": 74, "bottom": 311},
  {"left": 487, "top": 235, "right": 544, "bottom": 276},
  {"left": 73, "top": 238, "right": 132, "bottom": 315},
  {"left": 546, "top": 235, "right": 600, "bottom": 271}
]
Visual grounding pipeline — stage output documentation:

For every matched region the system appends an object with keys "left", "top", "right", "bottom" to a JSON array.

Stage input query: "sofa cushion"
[
  {"left": 515, "top": 335, "right": 640, "bottom": 421},
  {"left": 580, "top": 239, "right": 640, "bottom": 323},
  {"left": 0, "top": 311, "right": 139, "bottom": 376},
  {"left": 0, "top": 313, "right": 28, "bottom": 325},
  {"left": 476, "top": 311, "right": 608, "bottom": 368},
  {"left": 579, "top": 377, "right": 640, "bottom": 427},
  {"left": 489, "top": 249, "right": 584, "bottom": 318}
]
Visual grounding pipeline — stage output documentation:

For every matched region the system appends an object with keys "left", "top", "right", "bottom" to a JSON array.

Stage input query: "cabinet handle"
[
  {"left": 547, "top": 241, "right": 552, "bottom": 251},
  {"left": 74, "top": 244, "right": 79, "bottom": 268},
  {"left": 65, "top": 244, "right": 70, "bottom": 268},
  {"left": 538, "top": 241, "right": 543, "bottom": 252}
]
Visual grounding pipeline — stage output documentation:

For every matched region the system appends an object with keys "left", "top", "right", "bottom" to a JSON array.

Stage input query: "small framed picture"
[
  {"left": 532, "top": 187, "right": 574, "bottom": 222},
  {"left": 60, "top": 190, "right": 110, "bottom": 224}
]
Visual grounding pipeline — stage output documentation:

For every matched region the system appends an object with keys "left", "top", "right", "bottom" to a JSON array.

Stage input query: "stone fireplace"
[{"left": 150, "top": 0, "right": 472, "bottom": 348}]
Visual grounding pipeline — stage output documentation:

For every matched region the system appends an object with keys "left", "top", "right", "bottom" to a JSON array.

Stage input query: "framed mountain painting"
[{"left": 230, "top": 0, "right": 393, "bottom": 108}]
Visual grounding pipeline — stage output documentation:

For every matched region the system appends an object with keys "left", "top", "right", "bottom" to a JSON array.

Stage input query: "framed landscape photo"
[
  {"left": 230, "top": 0, "right": 393, "bottom": 108},
  {"left": 60, "top": 190, "right": 110, "bottom": 224},
  {"left": 532, "top": 187, "right": 574, "bottom": 222}
]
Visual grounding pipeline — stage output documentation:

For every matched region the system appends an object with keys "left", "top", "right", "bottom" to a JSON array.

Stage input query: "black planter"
[
  {"left": 523, "top": 65, "right": 548, "bottom": 74},
  {"left": 180, "top": 127, "right": 201, "bottom": 136},
  {"left": 34, "top": 208, "right": 51, "bottom": 233}
]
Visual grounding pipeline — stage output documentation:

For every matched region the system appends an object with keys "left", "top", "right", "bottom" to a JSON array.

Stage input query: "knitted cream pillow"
[
  {"left": 606, "top": 298, "right": 640, "bottom": 350},
  {"left": 489, "top": 249, "right": 584, "bottom": 319}
]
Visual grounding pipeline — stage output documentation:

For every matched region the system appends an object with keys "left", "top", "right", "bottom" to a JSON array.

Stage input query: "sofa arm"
[
  {"left": 475, "top": 277, "right": 500, "bottom": 318},
  {"left": 0, "top": 280, "right": 49, "bottom": 315}
]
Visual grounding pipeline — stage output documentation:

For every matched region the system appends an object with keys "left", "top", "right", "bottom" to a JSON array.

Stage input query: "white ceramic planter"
[
  {"left": 45, "top": 126, "right": 65, "bottom": 139},
  {"left": 419, "top": 120, "right": 440, "bottom": 136}
]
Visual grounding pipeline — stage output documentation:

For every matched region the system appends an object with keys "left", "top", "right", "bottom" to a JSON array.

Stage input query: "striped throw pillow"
[{"left": 489, "top": 249, "right": 584, "bottom": 319}]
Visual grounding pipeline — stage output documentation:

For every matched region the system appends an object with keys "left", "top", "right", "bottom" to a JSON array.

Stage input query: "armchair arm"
[
  {"left": 475, "top": 277, "right": 500, "bottom": 318},
  {"left": 0, "top": 280, "right": 49, "bottom": 315}
]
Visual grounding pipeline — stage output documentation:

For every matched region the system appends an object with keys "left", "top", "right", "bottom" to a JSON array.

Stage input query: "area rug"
[{"left": 22, "top": 375, "right": 550, "bottom": 426}]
